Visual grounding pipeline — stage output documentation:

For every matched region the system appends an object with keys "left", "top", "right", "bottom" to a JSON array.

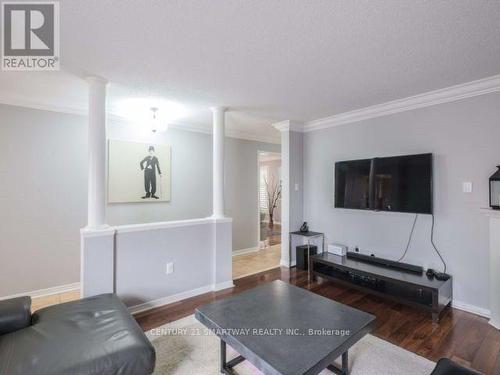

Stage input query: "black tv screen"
[
  {"left": 334, "top": 159, "right": 371, "bottom": 210},
  {"left": 335, "top": 153, "right": 433, "bottom": 214}
]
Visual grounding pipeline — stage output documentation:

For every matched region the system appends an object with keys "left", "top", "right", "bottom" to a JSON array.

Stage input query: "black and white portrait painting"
[{"left": 108, "top": 140, "right": 171, "bottom": 203}]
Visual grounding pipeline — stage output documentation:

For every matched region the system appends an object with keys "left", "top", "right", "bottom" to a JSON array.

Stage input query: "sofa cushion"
[{"left": 0, "top": 294, "right": 155, "bottom": 375}]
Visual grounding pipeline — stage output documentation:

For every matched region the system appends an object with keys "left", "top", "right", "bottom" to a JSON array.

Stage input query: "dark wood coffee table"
[{"left": 195, "top": 280, "right": 375, "bottom": 375}]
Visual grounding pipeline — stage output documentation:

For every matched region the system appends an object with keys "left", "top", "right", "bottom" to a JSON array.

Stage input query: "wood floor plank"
[{"left": 471, "top": 327, "right": 500, "bottom": 375}]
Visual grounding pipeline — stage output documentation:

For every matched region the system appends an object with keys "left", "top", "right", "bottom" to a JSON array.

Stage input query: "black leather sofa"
[
  {"left": 0, "top": 293, "right": 155, "bottom": 375},
  {"left": 431, "top": 358, "right": 482, "bottom": 375}
]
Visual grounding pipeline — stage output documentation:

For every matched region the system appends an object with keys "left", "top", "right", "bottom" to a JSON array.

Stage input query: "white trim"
[
  {"left": 114, "top": 217, "right": 232, "bottom": 234},
  {"left": 452, "top": 300, "right": 491, "bottom": 319},
  {"left": 227, "top": 129, "right": 280, "bottom": 145},
  {"left": 261, "top": 220, "right": 282, "bottom": 225},
  {"left": 80, "top": 227, "right": 116, "bottom": 238},
  {"left": 0, "top": 94, "right": 280, "bottom": 145},
  {"left": 232, "top": 247, "right": 259, "bottom": 256},
  {"left": 488, "top": 319, "right": 500, "bottom": 330},
  {"left": 0, "top": 282, "right": 80, "bottom": 301},
  {"left": 304, "top": 74, "right": 500, "bottom": 132},
  {"left": 129, "top": 285, "right": 213, "bottom": 315},
  {"left": 272, "top": 120, "right": 304, "bottom": 132},
  {"left": 232, "top": 266, "right": 281, "bottom": 280},
  {"left": 212, "top": 280, "right": 234, "bottom": 291},
  {"left": 129, "top": 281, "right": 234, "bottom": 315},
  {"left": 0, "top": 93, "right": 87, "bottom": 117},
  {"left": 280, "top": 259, "right": 296, "bottom": 268}
]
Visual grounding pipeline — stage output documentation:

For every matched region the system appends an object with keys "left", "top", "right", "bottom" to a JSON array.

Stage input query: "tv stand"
[{"left": 310, "top": 253, "right": 452, "bottom": 322}]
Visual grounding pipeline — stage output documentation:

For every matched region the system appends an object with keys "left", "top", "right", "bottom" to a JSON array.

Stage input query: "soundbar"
[{"left": 346, "top": 252, "right": 423, "bottom": 274}]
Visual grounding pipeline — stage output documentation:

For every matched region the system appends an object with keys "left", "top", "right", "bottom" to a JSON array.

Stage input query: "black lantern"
[{"left": 489, "top": 166, "right": 500, "bottom": 209}]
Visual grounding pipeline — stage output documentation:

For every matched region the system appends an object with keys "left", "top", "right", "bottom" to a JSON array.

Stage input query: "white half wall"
[{"left": 81, "top": 217, "right": 233, "bottom": 309}]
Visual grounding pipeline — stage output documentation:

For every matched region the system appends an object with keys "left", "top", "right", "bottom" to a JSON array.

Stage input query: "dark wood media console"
[{"left": 310, "top": 252, "right": 452, "bottom": 322}]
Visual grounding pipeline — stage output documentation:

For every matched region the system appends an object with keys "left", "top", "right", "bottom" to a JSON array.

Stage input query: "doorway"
[
  {"left": 231, "top": 151, "right": 282, "bottom": 280},
  {"left": 258, "top": 151, "right": 282, "bottom": 248}
]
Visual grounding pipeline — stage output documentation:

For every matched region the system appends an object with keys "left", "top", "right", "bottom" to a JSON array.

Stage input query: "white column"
[
  {"left": 86, "top": 76, "right": 108, "bottom": 229},
  {"left": 273, "top": 120, "right": 304, "bottom": 267},
  {"left": 211, "top": 107, "right": 226, "bottom": 218}
]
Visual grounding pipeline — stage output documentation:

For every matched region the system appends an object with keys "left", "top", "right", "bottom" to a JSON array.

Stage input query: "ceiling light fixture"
[{"left": 149, "top": 107, "right": 168, "bottom": 133}]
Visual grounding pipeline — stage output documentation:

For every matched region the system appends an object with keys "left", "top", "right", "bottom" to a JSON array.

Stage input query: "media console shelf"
[{"left": 311, "top": 252, "right": 452, "bottom": 322}]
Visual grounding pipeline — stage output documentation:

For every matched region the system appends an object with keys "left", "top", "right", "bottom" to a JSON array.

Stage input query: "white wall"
[
  {"left": 0, "top": 104, "right": 278, "bottom": 297},
  {"left": 303, "top": 92, "right": 500, "bottom": 311}
]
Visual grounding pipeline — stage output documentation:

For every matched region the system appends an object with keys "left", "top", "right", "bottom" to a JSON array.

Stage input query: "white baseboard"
[
  {"left": 129, "top": 281, "right": 234, "bottom": 315},
  {"left": 129, "top": 285, "right": 214, "bottom": 315},
  {"left": 212, "top": 280, "right": 235, "bottom": 291},
  {"left": 233, "top": 247, "right": 259, "bottom": 256},
  {"left": 0, "top": 282, "right": 81, "bottom": 301},
  {"left": 280, "top": 259, "right": 296, "bottom": 268},
  {"left": 488, "top": 319, "right": 500, "bottom": 329},
  {"left": 452, "top": 300, "right": 491, "bottom": 319}
]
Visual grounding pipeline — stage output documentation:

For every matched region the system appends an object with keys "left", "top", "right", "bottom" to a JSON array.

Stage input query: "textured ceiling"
[{"left": 1, "top": 0, "right": 500, "bottom": 141}]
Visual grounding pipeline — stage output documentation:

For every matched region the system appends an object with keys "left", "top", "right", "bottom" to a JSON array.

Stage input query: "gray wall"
[
  {"left": 226, "top": 138, "right": 280, "bottom": 250},
  {"left": 280, "top": 130, "right": 304, "bottom": 265},
  {"left": 303, "top": 92, "right": 500, "bottom": 311},
  {"left": 0, "top": 103, "right": 279, "bottom": 297},
  {"left": 106, "top": 123, "right": 213, "bottom": 224},
  {"left": 115, "top": 221, "right": 216, "bottom": 307},
  {"left": 0, "top": 105, "right": 87, "bottom": 297}
]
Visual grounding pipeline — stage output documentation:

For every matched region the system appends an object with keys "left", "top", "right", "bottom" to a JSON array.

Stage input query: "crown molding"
[
  {"left": 272, "top": 120, "right": 304, "bottom": 132},
  {"left": 225, "top": 128, "right": 280, "bottom": 144},
  {"left": 0, "top": 93, "right": 280, "bottom": 144},
  {"left": 304, "top": 74, "right": 500, "bottom": 132},
  {"left": 0, "top": 92, "right": 88, "bottom": 117}
]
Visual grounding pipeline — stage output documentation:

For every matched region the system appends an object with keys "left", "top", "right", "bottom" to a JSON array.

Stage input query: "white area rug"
[{"left": 147, "top": 315, "right": 435, "bottom": 375}]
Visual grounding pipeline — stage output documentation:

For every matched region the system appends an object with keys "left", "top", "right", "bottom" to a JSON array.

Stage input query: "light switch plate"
[
  {"left": 166, "top": 262, "right": 174, "bottom": 274},
  {"left": 462, "top": 182, "right": 473, "bottom": 193}
]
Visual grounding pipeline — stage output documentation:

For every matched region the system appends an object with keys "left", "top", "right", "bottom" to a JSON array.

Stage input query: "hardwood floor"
[
  {"left": 232, "top": 244, "right": 281, "bottom": 279},
  {"left": 31, "top": 289, "right": 80, "bottom": 311},
  {"left": 135, "top": 266, "right": 500, "bottom": 375}
]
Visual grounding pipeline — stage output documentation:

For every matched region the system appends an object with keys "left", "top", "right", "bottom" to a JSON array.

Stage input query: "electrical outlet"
[
  {"left": 294, "top": 183, "right": 299, "bottom": 191},
  {"left": 166, "top": 262, "right": 174, "bottom": 275}
]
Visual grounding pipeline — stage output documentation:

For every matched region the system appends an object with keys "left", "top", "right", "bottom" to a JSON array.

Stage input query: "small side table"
[{"left": 289, "top": 231, "right": 325, "bottom": 279}]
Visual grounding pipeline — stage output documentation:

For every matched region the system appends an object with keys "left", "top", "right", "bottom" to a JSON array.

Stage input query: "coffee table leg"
[
  {"left": 220, "top": 339, "right": 226, "bottom": 374},
  {"left": 220, "top": 339, "right": 247, "bottom": 374},
  {"left": 326, "top": 350, "right": 349, "bottom": 375},
  {"left": 342, "top": 351, "right": 348, "bottom": 375}
]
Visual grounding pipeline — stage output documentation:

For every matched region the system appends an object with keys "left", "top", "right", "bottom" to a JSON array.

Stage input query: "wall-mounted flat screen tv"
[{"left": 335, "top": 153, "right": 432, "bottom": 214}]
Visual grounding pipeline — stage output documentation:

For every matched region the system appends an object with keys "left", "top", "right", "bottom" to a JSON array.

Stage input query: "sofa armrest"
[{"left": 0, "top": 296, "right": 31, "bottom": 335}]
